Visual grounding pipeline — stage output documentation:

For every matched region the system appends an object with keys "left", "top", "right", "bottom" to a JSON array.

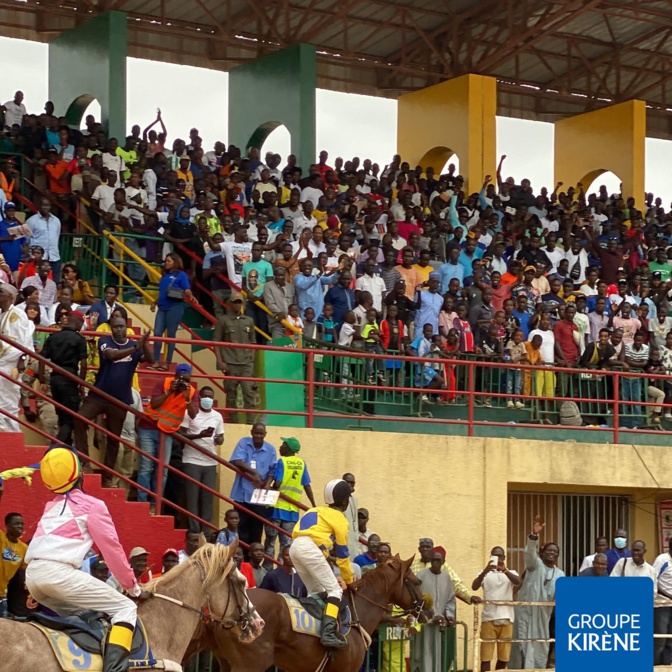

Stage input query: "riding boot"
[
  {"left": 320, "top": 598, "right": 347, "bottom": 649},
  {"left": 104, "top": 623, "right": 134, "bottom": 672}
]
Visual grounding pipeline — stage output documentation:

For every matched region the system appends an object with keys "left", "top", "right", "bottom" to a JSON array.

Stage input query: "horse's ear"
[
  {"left": 198, "top": 532, "right": 208, "bottom": 548},
  {"left": 393, "top": 553, "right": 401, "bottom": 561},
  {"left": 402, "top": 556, "right": 415, "bottom": 573}
]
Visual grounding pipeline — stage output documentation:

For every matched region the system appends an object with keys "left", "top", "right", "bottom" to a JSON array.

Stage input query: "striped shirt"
[{"left": 624, "top": 342, "right": 649, "bottom": 366}]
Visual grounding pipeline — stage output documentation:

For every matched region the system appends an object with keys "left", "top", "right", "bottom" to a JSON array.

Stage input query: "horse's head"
[
  {"left": 148, "top": 540, "right": 264, "bottom": 643},
  {"left": 387, "top": 554, "right": 425, "bottom": 620}
]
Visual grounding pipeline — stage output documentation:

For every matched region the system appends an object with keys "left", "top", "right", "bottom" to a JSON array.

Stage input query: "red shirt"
[
  {"left": 397, "top": 221, "right": 423, "bottom": 242},
  {"left": 491, "top": 283, "right": 514, "bottom": 312},
  {"left": 238, "top": 561, "right": 256, "bottom": 587},
  {"left": 553, "top": 320, "right": 579, "bottom": 363},
  {"left": 45, "top": 161, "right": 70, "bottom": 194}
]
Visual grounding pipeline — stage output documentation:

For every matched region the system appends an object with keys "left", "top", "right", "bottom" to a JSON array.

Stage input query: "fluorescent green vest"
[{"left": 274, "top": 456, "right": 305, "bottom": 513}]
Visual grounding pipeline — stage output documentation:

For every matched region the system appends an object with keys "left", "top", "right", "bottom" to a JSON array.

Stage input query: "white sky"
[{"left": 3, "top": 35, "right": 672, "bottom": 203}]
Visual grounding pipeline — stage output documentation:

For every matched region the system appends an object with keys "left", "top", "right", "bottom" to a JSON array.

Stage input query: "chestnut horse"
[
  {"left": 0, "top": 542, "right": 264, "bottom": 672},
  {"left": 191, "top": 554, "right": 422, "bottom": 672}
]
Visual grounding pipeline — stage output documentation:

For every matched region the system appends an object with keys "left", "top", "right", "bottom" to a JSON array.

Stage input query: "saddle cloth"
[
  {"left": 279, "top": 594, "right": 351, "bottom": 639},
  {"left": 27, "top": 610, "right": 155, "bottom": 672}
]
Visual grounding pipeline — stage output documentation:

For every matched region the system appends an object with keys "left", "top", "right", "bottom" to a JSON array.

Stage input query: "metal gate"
[{"left": 507, "top": 492, "right": 630, "bottom": 576}]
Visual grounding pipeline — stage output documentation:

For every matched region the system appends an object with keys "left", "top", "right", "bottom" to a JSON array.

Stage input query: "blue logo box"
[{"left": 556, "top": 577, "right": 653, "bottom": 672}]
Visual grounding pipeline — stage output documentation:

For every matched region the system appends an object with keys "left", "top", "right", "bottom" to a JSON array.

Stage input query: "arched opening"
[
  {"left": 65, "top": 94, "right": 100, "bottom": 133},
  {"left": 417, "top": 146, "right": 460, "bottom": 177},
  {"left": 583, "top": 169, "right": 622, "bottom": 200},
  {"left": 246, "top": 121, "right": 291, "bottom": 162}
]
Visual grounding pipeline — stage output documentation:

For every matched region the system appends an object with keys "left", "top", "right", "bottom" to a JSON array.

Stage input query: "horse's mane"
[
  {"left": 353, "top": 559, "right": 401, "bottom": 593},
  {"left": 143, "top": 543, "right": 234, "bottom": 594}
]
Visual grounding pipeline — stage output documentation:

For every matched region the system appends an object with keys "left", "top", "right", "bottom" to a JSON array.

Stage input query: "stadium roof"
[{"left": 3, "top": 0, "right": 672, "bottom": 137}]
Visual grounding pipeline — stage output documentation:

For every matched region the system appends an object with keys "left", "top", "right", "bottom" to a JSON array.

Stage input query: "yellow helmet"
[{"left": 40, "top": 448, "right": 81, "bottom": 494}]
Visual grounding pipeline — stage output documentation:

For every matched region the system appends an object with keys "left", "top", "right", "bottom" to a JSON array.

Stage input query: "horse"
[
  {"left": 0, "top": 542, "right": 264, "bottom": 672},
  {"left": 190, "top": 554, "right": 423, "bottom": 672}
]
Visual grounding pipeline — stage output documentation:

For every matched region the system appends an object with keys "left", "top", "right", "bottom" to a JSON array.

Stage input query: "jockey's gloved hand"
[{"left": 136, "top": 590, "right": 152, "bottom": 601}]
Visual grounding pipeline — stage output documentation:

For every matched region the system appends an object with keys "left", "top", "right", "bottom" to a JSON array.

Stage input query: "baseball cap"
[
  {"left": 70, "top": 310, "right": 85, "bottom": 320},
  {"left": 230, "top": 291, "right": 244, "bottom": 303},
  {"left": 129, "top": 547, "right": 149, "bottom": 559},
  {"left": 618, "top": 278, "right": 628, "bottom": 285},
  {"left": 281, "top": 437, "right": 301, "bottom": 452},
  {"left": 162, "top": 548, "right": 179, "bottom": 558},
  {"left": 524, "top": 265, "right": 536, "bottom": 273},
  {"left": 652, "top": 271, "right": 663, "bottom": 278},
  {"left": 4, "top": 202, "right": 15, "bottom": 210},
  {"left": 175, "top": 363, "right": 192, "bottom": 375}
]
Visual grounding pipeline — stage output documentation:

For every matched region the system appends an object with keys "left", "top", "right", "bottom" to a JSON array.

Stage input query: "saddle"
[
  {"left": 279, "top": 594, "right": 351, "bottom": 639},
  {"left": 27, "top": 610, "right": 156, "bottom": 671}
]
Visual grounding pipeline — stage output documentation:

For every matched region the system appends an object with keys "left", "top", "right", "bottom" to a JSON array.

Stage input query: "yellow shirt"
[
  {"left": 293, "top": 505, "right": 354, "bottom": 584},
  {"left": 176, "top": 169, "right": 194, "bottom": 198},
  {"left": 0, "top": 529, "right": 27, "bottom": 597},
  {"left": 413, "top": 264, "right": 433, "bottom": 286}
]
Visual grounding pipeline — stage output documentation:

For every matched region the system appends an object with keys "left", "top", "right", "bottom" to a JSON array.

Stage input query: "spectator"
[
  {"left": 578, "top": 536, "right": 609, "bottom": 572},
  {"left": 176, "top": 385, "right": 224, "bottom": 533},
  {"left": 263, "top": 266, "right": 296, "bottom": 340},
  {"left": 229, "top": 423, "right": 277, "bottom": 552},
  {"left": 264, "top": 437, "right": 316, "bottom": 562},
  {"left": 604, "top": 528, "right": 632, "bottom": 573},
  {"left": 1, "top": 92, "right": 26, "bottom": 128},
  {"left": 88, "top": 284, "right": 122, "bottom": 326},
  {"left": 248, "top": 542, "right": 267, "bottom": 586},
  {"left": 610, "top": 540, "right": 656, "bottom": 592},
  {"left": 178, "top": 530, "right": 201, "bottom": 563},
  {"left": 160, "top": 549, "right": 180, "bottom": 576},
  {"left": 510, "top": 516, "right": 564, "bottom": 670},
  {"left": 622, "top": 330, "right": 649, "bottom": 429},
  {"left": 20, "top": 261, "right": 57, "bottom": 307},
  {"left": 324, "top": 270, "right": 356, "bottom": 328},
  {"left": 215, "top": 509, "right": 240, "bottom": 547},
  {"left": 472, "top": 546, "right": 521, "bottom": 672},
  {"left": 259, "top": 545, "right": 307, "bottom": 597},
  {"left": 140, "top": 364, "right": 198, "bottom": 511},
  {"left": 0, "top": 488, "right": 26, "bottom": 619},
  {"left": 0, "top": 283, "right": 34, "bottom": 432},
  {"left": 241, "top": 241, "right": 274, "bottom": 339},
  {"left": 0, "top": 202, "right": 26, "bottom": 280},
  {"left": 38, "top": 311, "right": 87, "bottom": 444},
  {"left": 73, "top": 320, "right": 151, "bottom": 485},
  {"left": 654, "top": 538, "right": 672, "bottom": 665},
  {"left": 129, "top": 547, "right": 152, "bottom": 583},
  {"left": 150, "top": 253, "right": 194, "bottom": 370},
  {"left": 59, "top": 263, "right": 95, "bottom": 305},
  {"left": 579, "top": 553, "right": 608, "bottom": 577},
  {"left": 357, "top": 508, "right": 377, "bottom": 555},
  {"left": 26, "top": 199, "right": 61, "bottom": 280},
  {"left": 233, "top": 546, "right": 256, "bottom": 588},
  {"left": 353, "top": 534, "right": 380, "bottom": 569}
]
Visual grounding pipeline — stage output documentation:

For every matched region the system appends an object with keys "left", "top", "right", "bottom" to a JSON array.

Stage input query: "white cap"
[{"left": 324, "top": 479, "right": 350, "bottom": 505}]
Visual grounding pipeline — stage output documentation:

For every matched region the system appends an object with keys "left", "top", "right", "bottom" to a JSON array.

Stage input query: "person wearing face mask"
[
  {"left": 509, "top": 515, "right": 565, "bottom": 671},
  {"left": 605, "top": 527, "right": 631, "bottom": 573},
  {"left": 175, "top": 386, "right": 224, "bottom": 533}
]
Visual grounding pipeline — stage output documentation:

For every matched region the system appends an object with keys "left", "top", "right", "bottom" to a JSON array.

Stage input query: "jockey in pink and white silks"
[{"left": 25, "top": 448, "right": 144, "bottom": 672}]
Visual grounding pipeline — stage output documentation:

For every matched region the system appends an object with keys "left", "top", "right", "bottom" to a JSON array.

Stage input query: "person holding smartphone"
[{"left": 472, "top": 546, "right": 522, "bottom": 671}]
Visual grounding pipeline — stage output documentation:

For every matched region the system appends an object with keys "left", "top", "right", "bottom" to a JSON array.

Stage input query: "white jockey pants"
[
  {"left": 289, "top": 536, "right": 343, "bottom": 600},
  {"left": 0, "top": 363, "right": 21, "bottom": 432},
  {"left": 26, "top": 559, "right": 138, "bottom": 625}
]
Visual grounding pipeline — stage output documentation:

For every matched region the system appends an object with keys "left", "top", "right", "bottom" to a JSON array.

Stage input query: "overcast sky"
[{"left": 4, "top": 35, "right": 672, "bottom": 203}]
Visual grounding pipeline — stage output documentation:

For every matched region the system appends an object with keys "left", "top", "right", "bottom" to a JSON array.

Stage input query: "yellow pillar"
[
  {"left": 397, "top": 74, "right": 497, "bottom": 195},
  {"left": 554, "top": 100, "right": 646, "bottom": 204}
]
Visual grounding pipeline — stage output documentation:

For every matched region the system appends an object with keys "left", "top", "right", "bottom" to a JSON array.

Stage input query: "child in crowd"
[
  {"left": 381, "top": 304, "right": 405, "bottom": 386},
  {"left": 285, "top": 303, "right": 304, "bottom": 344},
  {"left": 303, "top": 307, "right": 317, "bottom": 341},
  {"left": 338, "top": 311, "right": 360, "bottom": 398},
  {"left": 317, "top": 303, "right": 338, "bottom": 343},
  {"left": 361, "top": 308, "right": 384, "bottom": 383},
  {"left": 505, "top": 329, "right": 527, "bottom": 408}
]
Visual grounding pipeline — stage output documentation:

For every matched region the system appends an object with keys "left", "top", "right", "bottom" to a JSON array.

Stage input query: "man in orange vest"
[
  {"left": 0, "top": 159, "right": 17, "bottom": 200},
  {"left": 137, "top": 363, "right": 198, "bottom": 513}
]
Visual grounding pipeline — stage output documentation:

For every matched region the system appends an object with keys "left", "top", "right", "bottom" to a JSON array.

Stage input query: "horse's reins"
[
  {"left": 151, "top": 558, "right": 254, "bottom": 630},
  {"left": 348, "top": 578, "right": 425, "bottom": 620}
]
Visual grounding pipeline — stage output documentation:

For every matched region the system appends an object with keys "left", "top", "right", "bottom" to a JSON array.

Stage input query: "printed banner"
[
  {"left": 555, "top": 576, "right": 653, "bottom": 672},
  {"left": 658, "top": 500, "right": 672, "bottom": 553}
]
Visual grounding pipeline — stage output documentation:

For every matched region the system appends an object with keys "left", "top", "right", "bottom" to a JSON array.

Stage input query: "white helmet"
[{"left": 324, "top": 479, "right": 351, "bottom": 506}]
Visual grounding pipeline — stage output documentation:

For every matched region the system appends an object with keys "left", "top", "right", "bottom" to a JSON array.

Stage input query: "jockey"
[
  {"left": 24, "top": 448, "right": 145, "bottom": 672},
  {"left": 290, "top": 478, "right": 355, "bottom": 649}
]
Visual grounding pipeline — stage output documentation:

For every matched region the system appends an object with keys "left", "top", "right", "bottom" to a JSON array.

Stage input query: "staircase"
[{"left": 0, "top": 433, "right": 185, "bottom": 562}]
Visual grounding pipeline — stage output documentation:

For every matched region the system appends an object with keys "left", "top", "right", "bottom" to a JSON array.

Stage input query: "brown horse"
[
  {"left": 191, "top": 554, "right": 423, "bottom": 672},
  {"left": 0, "top": 542, "right": 264, "bottom": 672}
]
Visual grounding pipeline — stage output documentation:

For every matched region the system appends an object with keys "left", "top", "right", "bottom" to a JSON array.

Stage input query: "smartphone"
[{"left": 489, "top": 555, "right": 499, "bottom": 567}]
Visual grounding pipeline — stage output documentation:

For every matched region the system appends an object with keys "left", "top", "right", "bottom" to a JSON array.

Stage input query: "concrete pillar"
[
  {"left": 229, "top": 44, "right": 316, "bottom": 169},
  {"left": 397, "top": 74, "right": 497, "bottom": 194},
  {"left": 554, "top": 100, "right": 646, "bottom": 203},
  {"left": 48, "top": 11, "right": 127, "bottom": 140}
]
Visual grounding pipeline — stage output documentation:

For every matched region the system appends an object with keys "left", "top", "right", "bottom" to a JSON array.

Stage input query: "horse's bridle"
[
  {"left": 350, "top": 577, "right": 425, "bottom": 620},
  {"left": 152, "top": 558, "right": 256, "bottom": 631}
]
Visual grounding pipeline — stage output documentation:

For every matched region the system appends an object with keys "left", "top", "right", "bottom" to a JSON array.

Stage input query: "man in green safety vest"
[{"left": 264, "top": 437, "right": 316, "bottom": 565}]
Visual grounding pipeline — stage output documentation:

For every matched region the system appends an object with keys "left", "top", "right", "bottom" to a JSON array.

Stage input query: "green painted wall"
[
  {"left": 48, "top": 11, "right": 127, "bottom": 140},
  {"left": 229, "top": 44, "right": 316, "bottom": 169}
]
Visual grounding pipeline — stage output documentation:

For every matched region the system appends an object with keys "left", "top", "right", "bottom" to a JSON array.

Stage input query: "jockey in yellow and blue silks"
[{"left": 291, "top": 478, "right": 355, "bottom": 649}]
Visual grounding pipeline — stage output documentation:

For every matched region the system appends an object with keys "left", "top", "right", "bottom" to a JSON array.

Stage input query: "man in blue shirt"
[
  {"left": 438, "top": 247, "right": 465, "bottom": 294},
  {"left": 259, "top": 546, "right": 307, "bottom": 597},
  {"left": 26, "top": 198, "right": 62, "bottom": 281},
  {"left": 324, "top": 271, "right": 355, "bottom": 327},
  {"left": 0, "top": 202, "right": 25, "bottom": 275},
  {"left": 73, "top": 317, "right": 152, "bottom": 486},
  {"left": 230, "top": 423, "right": 277, "bottom": 556},
  {"left": 605, "top": 527, "right": 632, "bottom": 574},
  {"left": 512, "top": 295, "right": 532, "bottom": 338},
  {"left": 458, "top": 237, "right": 483, "bottom": 276}
]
